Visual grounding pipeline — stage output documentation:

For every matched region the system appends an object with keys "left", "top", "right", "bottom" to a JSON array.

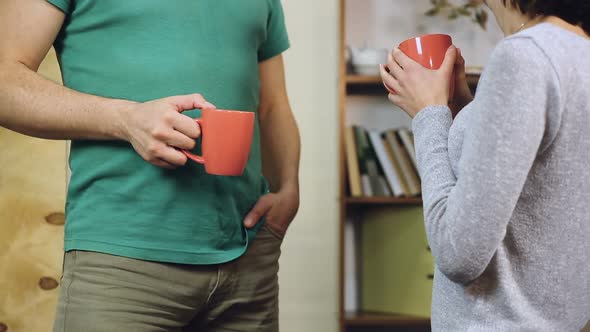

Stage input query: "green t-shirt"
[{"left": 47, "top": 0, "right": 290, "bottom": 264}]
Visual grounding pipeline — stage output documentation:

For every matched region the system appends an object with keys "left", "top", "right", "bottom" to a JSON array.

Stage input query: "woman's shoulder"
[
  {"left": 494, "top": 23, "right": 589, "bottom": 81},
  {"left": 515, "top": 22, "right": 590, "bottom": 49},
  {"left": 477, "top": 28, "right": 562, "bottom": 112},
  {"left": 486, "top": 32, "right": 555, "bottom": 80}
]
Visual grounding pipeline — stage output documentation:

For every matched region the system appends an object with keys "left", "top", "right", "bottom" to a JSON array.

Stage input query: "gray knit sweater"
[{"left": 412, "top": 23, "right": 590, "bottom": 331}]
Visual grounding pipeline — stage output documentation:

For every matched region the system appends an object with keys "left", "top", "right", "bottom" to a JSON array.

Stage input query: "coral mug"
[
  {"left": 385, "top": 34, "right": 455, "bottom": 100},
  {"left": 182, "top": 109, "right": 255, "bottom": 176}
]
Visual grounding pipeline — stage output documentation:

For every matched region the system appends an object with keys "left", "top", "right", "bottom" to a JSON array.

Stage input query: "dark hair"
[{"left": 502, "top": 0, "right": 590, "bottom": 34}]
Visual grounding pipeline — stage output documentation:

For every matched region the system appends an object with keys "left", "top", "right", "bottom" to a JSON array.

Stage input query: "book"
[
  {"left": 361, "top": 175, "right": 373, "bottom": 196},
  {"left": 381, "top": 135, "right": 411, "bottom": 196},
  {"left": 366, "top": 159, "right": 386, "bottom": 196},
  {"left": 353, "top": 126, "right": 371, "bottom": 196},
  {"left": 367, "top": 131, "right": 405, "bottom": 197},
  {"left": 385, "top": 130, "right": 421, "bottom": 196},
  {"left": 345, "top": 127, "right": 363, "bottom": 197},
  {"left": 366, "top": 130, "right": 391, "bottom": 197},
  {"left": 379, "top": 176, "right": 392, "bottom": 197},
  {"left": 355, "top": 126, "right": 388, "bottom": 196},
  {"left": 396, "top": 129, "right": 421, "bottom": 194},
  {"left": 398, "top": 128, "right": 418, "bottom": 173}
]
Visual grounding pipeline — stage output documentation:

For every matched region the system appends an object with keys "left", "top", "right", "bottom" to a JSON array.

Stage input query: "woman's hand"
[
  {"left": 380, "top": 45, "right": 457, "bottom": 118},
  {"left": 449, "top": 48, "right": 475, "bottom": 117}
]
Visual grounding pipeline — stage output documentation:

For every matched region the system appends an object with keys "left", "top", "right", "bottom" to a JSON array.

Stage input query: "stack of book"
[{"left": 345, "top": 126, "right": 420, "bottom": 197}]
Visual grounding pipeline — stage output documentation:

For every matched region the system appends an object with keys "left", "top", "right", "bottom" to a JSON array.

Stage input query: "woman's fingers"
[
  {"left": 380, "top": 64, "right": 402, "bottom": 95},
  {"left": 391, "top": 47, "right": 414, "bottom": 70},
  {"left": 386, "top": 51, "right": 405, "bottom": 81}
]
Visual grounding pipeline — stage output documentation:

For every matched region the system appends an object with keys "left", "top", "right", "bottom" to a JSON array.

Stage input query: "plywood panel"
[{"left": 0, "top": 48, "right": 66, "bottom": 332}]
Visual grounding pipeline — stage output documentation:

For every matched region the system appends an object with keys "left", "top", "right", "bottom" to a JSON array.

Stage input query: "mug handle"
[{"left": 181, "top": 118, "right": 205, "bottom": 164}]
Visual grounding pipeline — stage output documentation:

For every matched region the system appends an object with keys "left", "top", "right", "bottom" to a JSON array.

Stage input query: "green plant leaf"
[
  {"left": 424, "top": 0, "right": 487, "bottom": 30},
  {"left": 457, "top": 7, "right": 471, "bottom": 16},
  {"left": 448, "top": 10, "right": 459, "bottom": 20},
  {"left": 425, "top": 7, "right": 440, "bottom": 16},
  {"left": 475, "top": 9, "right": 488, "bottom": 29}
]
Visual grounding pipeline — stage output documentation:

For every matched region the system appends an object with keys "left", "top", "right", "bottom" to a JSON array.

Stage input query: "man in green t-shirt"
[{"left": 0, "top": 0, "right": 300, "bottom": 331}]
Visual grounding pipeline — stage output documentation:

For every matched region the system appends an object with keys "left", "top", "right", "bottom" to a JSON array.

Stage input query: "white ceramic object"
[
  {"left": 353, "top": 64, "right": 381, "bottom": 76},
  {"left": 349, "top": 46, "right": 388, "bottom": 76}
]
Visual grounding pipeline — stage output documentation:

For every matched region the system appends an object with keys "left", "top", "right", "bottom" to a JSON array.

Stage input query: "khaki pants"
[{"left": 53, "top": 224, "right": 283, "bottom": 332}]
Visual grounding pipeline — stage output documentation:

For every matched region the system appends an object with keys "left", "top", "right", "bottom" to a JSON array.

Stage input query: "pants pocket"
[{"left": 262, "top": 223, "right": 285, "bottom": 241}]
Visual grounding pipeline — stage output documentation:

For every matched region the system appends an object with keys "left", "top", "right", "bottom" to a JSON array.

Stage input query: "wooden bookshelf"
[
  {"left": 346, "top": 73, "right": 481, "bottom": 90},
  {"left": 344, "top": 312, "right": 430, "bottom": 327},
  {"left": 345, "top": 197, "right": 423, "bottom": 205},
  {"left": 346, "top": 75, "right": 384, "bottom": 84},
  {"left": 337, "top": 2, "right": 482, "bottom": 332}
]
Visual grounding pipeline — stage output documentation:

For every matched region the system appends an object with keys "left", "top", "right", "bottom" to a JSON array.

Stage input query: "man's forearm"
[
  {"left": 0, "top": 61, "right": 133, "bottom": 140},
  {"left": 259, "top": 105, "right": 300, "bottom": 193}
]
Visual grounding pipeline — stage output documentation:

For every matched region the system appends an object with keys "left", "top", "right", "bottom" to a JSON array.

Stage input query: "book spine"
[
  {"left": 398, "top": 128, "right": 419, "bottom": 172},
  {"left": 385, "top": 131, "right": 421, "bottom": 196},
  {"left": 345, "top": 127, "right": 363, "bottom": 196},
  {"left": 368, "top": 131, "right": 404, "bottom": 196}
]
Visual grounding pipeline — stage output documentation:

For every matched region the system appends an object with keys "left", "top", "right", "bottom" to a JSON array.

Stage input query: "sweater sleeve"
[{"left": 412, "top": 37, "right": 559, "bottom": 284}]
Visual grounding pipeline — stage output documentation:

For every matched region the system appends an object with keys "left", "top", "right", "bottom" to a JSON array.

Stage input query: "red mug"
[
  {"left": 385, "top": 34, "right": 455, "bottom": 100},
  {"left": 182, "top": 108, "right": 255, "bottom": 176}
]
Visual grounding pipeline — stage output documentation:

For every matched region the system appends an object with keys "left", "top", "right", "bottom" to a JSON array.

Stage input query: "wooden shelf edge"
[
  {"left": 343, "top": 312, "right": 431, "bottom": 326},
  {"left": 346, "top": 71, "right": 481, "bottom": 85},
  {"left": 346, "top": 75, "right": 383, "bottom": 84},
  {"left": 344, "top": 196, "right": 423, "bottom": 205}
]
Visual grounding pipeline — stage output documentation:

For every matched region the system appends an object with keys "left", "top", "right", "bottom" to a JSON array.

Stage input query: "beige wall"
[{"left": 279, "top": 0, "right": 340, "bottom": 331}]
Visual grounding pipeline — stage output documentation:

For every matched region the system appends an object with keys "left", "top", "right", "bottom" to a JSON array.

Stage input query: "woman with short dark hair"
[{"left": 380, "top": 0, "right": 589, "bottom": 330}]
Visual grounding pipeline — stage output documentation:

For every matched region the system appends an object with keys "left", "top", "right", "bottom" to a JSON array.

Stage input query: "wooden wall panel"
[{"left": 0, "top": 48, "right": 67, "bottom": 332}]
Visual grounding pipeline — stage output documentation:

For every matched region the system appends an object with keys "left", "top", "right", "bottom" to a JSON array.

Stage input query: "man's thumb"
[{"left": 167, "top": 94, "right": 216, "bottom": 113}]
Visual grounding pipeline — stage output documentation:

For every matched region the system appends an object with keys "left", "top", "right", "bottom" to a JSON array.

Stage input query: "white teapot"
[{"left": 348, "top": 44, "right": 388, "bottom": 76}]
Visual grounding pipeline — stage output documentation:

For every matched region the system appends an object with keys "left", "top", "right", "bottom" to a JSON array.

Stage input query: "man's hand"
[
  {"left": 243, "top": 184, "right": 299, "bottom": 237},
  {"left": 121, "top": 93, "right": 215, "bottom": 169},
  {"left": 249, "top": 54, "right": 301, "bottom": 238}
]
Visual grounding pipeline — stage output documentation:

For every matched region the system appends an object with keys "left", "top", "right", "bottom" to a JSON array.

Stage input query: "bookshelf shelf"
[
  {"left": 347, "top": 72, "right": 481, "bottom": 88},
  {"left": 346, "top": 73, "right": 480, "bottom": 96},
  {"left": 346, "top": 75, "right": 383, "bottom": 84},
  {"left": 345, "top": 196, "right": 422, "bottom": 205},
  {"left": 344, "top": 312, "right": 430, "bottom": 327}
]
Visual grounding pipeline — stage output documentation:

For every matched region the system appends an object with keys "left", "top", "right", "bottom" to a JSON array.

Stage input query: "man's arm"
[
  {"left": 0, "top": 0, "right": 213, "bottom": 168},
  {"left": 0, "top": 0, "right": 127, "bottom": 140},
  {"left": 243, "top": 54, "right": 300, "bottom": 234},
  {"left": 258, "top": 55, "right": 300, "bottom": 193}
]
